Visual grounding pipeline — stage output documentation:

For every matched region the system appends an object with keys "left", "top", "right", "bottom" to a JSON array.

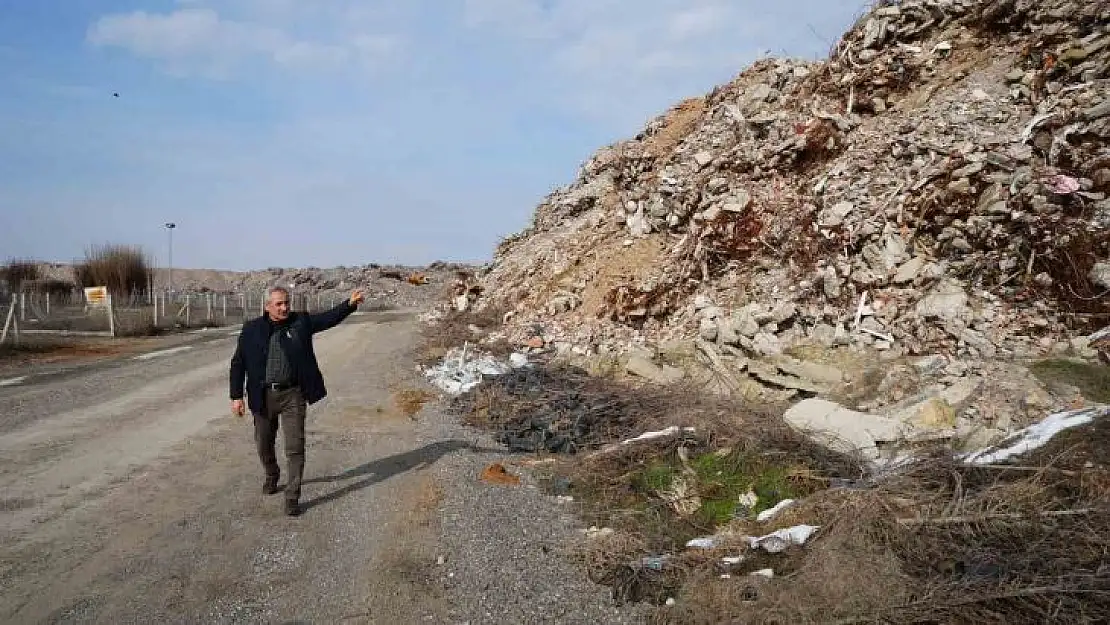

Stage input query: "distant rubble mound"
[{"left": 475, "top": 0, "right": 1110, "bottom": 361}]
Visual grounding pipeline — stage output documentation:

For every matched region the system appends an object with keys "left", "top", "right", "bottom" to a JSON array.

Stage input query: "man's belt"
[{"left": 266, "top": 382, "right": 297, "bottom": 391}]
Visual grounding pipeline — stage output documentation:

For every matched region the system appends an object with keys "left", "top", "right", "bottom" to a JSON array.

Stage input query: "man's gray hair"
[{"left": 267, "top": 286, "right": 290, "bottom": 299}]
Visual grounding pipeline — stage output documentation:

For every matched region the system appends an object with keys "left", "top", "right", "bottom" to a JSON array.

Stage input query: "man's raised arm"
[{"left": 307, "top": 289, "right": 364, "bottom": 334}]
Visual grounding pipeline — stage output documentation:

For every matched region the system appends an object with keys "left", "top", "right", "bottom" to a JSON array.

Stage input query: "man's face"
[{"left": 265, "top": 291, "right": 290, "bottom": 321}]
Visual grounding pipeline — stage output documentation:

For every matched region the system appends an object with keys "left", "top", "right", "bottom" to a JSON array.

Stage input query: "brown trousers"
[{"left": 254, "top": 387, "right": 307, "bottom": 502}]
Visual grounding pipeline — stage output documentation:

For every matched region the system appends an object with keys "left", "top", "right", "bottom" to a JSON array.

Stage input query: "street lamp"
[{"left": 164, "top": 222, "right": 176, "bottom": 295}]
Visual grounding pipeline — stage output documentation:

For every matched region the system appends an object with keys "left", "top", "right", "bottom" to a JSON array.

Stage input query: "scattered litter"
[
  {"left": 621, "top": 426, "right": 697, "bottom": 445},
  {"left": 721, "top": 555, "right": 746, "bottom": 566},
  {"left": 640, "top": 555, "right": 670, "bottom": 570},
  {"left": 747, "top": 524, "right": 820, "bottom": 553},
  {"left": 963, "top": 405, "right": 1110, "bottom": 465},
  {"left": 756, "top": 499, "right": 796, "bottom": 522},
  {"left": 555, "top": 495, "right": 575, "bottom": 504},
  {"left": 686, "top": 535, "right": 722, "bottom": 550},
  {"left": 584, "top": 526, "right": 614, "bottom": 539},
  {"left": 479, "top": 462, "right": 521, "bottom": 486},
  {"left": 423, "top": 344, "right": 513, "bottom": 395},
  {"left": 750, "top": 568, "right": 775, "bottom": 578}
]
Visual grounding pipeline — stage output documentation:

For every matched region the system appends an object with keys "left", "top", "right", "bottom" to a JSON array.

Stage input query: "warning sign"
[{"left": 84, "top": 286, "right": 109, "bottom": 308}]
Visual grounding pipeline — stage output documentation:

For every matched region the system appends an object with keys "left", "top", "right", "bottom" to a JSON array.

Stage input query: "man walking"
[{"left": 229, "top": 286, "right": 364, "bottom": 516}]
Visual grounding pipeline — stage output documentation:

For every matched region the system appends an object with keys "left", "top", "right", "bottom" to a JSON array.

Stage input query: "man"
[{"left": 229, "top": 286, "right": 364, "bottom": 516}]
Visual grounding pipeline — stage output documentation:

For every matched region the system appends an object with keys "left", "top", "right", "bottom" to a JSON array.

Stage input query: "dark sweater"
[{"left": 229, "top": 300, "right": 356, "bottom": 415}]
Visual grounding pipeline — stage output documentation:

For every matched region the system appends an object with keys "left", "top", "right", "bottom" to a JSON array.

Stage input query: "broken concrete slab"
[
  {"left": 772, "top": 356, "right": 845, "bottom": 386},
  {"left": 626, "top": 354, "right": 684, "bottom": 384},
  {"left": 748, "top": 361, "right": 827, "bottom": 394},
  {"left": 783, "top": 398, "right": 905, "bottom": 460}
]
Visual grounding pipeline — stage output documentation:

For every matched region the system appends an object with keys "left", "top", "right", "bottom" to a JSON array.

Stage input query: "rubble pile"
[
  {"left": 475, "top": 0, "right": 1110, "bottom": 364},
  {"left": 36, "top": 261, "right": 473, "bottom": 310}
]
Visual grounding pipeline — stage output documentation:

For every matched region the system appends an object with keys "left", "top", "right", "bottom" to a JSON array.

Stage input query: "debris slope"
[{"left": 478, "top": 0, "right": 1110, "bottom": 361}]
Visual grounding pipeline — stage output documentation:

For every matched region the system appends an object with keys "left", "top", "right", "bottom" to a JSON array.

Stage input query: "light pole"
[{"left": 164, "top": 222, "right": 176, "bottom": 296}]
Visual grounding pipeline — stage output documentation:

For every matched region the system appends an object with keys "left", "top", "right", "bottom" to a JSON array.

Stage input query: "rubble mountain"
[{"left": 475, "top": 0, "right": 1110, "bottom": 366}]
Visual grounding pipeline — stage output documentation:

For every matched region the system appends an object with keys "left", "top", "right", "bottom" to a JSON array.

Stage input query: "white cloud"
[
  {"left": 460, "top": 0, "right": 863, "bottom": 127},
  {"left": 87, "top": 7, "right": 397, "bottom": 76}
]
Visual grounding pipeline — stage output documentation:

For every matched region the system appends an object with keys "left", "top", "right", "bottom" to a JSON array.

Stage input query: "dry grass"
[
  {"left": 74, "top": 244, "right": 153, "bottom": 301},
  {"left": 393, "top": 387, "right": 435, "bottom": 418},
  {"left": 452, "top": 360, "right": 1110, "bottom": 624},
  {"left": 1, "top": 258, "right": 40, "bottom": 291},
  {"left": 416, "top": 305, "right": 510, "bottom": 366},
  {"left": 655, "top": 441, "right": 1110, "bottom": 625}
]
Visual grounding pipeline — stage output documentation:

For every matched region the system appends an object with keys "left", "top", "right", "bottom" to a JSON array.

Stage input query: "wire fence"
[{"left": 0, "top": 288, "right": 350, "bottom": 341}]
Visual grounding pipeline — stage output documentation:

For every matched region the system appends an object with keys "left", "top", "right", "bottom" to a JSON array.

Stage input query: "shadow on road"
[{"left": 300, "top": 439, "right": 502, "bottom": 512}]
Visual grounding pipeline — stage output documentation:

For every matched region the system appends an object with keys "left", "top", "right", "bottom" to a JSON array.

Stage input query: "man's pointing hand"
[{"left": 349, "top": 289, "right": 365, "bottom": 307}]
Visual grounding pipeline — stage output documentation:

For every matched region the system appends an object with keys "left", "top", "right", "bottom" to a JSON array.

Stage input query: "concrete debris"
[
  {"left": 460, "top": 0, "right": 1108, "bottom": 370},
  {"left": 783, "top": 398, "right": 905, "bottom": 461},
  {"left": 625, "top": 354, "right": 685, "bottom": 384}
]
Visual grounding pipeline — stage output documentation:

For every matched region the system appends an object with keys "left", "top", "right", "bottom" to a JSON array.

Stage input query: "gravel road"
[{"left": 0, "top": 310, "right": 647, "bottom": 624}]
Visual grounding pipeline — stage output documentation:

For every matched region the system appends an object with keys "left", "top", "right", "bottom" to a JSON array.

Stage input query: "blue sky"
[{"left": 0, "top": 0, "right": 866, "bottom": 271}]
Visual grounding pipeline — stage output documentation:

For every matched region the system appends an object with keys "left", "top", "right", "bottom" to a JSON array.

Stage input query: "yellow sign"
[{"left": 84, "top": 286, "right": 109, "bottom": 308}]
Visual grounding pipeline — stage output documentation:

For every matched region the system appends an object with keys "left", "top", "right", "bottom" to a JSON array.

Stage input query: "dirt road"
[
  {"left": 0, "top": 311, "right": 465, "bottom": 623},
  {"left": 0, "top": 309, "right": 645, "bottom": 625}
]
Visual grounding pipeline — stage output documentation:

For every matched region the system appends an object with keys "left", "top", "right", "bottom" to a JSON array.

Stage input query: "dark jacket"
[{"left": 229, "top": 300, "right": 357, "bottom": 414}]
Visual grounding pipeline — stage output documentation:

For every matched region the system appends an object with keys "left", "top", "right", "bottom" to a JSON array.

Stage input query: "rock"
[
  {"left": 912, "top": 355, "right": 948, "bottom": 374},
  {"left": 748, "top": 361, "right": 826, "bottom": 393},
  {"left": 699, "top": 317, "right": 719, "bottom": 341},
  {"left": 902, "top": 397, "right": 957, "bottom": 428},
  {"left": 1084, "top": 100, "right": 1110, "bottom": 121},
  {"left": 889, "top": 378, "right": 981, "bottom": 427},
  {"left": 948, "top": 178, "right": 973, "bottom": 194},
  {"left": 694, "top": 150, "right": 714, "bottom": 167},
  {"left": 547, "top": 294, "right": 580, "bottom": 315},
  {"left": 810, "top": 323, "right": 836, "bottom": 346},
  {"left": 729, "top": 310, "right": 761, "bottom": 338},
  {"left": 818, "top": 201, "right": 854, "bottom": 227},
  {"left": 752, "top": 332, "right": 784, "bottom": 356},
  {"left": 723, "top": 190, "right": 753, "bottom": 212},
  {"left": 717, "top": 319, "right": 739, "bottom": 345},
  {"left": 771, "top": 301, "right": 797, "bottom": 324},
  {"left": 822, "top": 270, "right": 842, "bottom": 298},
  {"left": 959, "top": 427, "right": 1007, "bottom": 453},
  {"left": 783, "top": 398, "right": 904, "bottom": 461},
  {"left": 694, "top": 295, "right": 715, "bottom": 311},
  {"left": 1089, "top": 262, "right": 1110, "bottom": 290},
  {"left": 1005, "top": 68, "right": 1026, "bottom": 82},
  {"left": 893, "top": 256, "right": 927, "bottom": 284},
  {"left": 915, "top": 280, "right": 970, "bottom": 320},
  {"left": 774, "top": 357, "right": 845, "bottom": 385},
  {"left": 625, "top": 354, "right": 683, "bottom": 384}
]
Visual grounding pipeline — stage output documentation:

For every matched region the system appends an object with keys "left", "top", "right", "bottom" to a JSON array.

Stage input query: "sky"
[{"left": 0, "top": 0, "right": 867, "bottom": 271}]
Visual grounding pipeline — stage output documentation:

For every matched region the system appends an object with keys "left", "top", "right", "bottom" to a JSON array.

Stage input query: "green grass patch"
[
  {"left": 626, "top": 450, "right": 809, "bottom": 531},
  {"left": 1029, "top": 358, "right": 1110, "bottom": 403}
]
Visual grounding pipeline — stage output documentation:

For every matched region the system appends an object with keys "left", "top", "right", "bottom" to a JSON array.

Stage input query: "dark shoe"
[
  {"left": 284, "top": 499, "right": 301, "bottom": 517},
  {"left": 263, "top": 476, "right": 280, "bottom": 495}
]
